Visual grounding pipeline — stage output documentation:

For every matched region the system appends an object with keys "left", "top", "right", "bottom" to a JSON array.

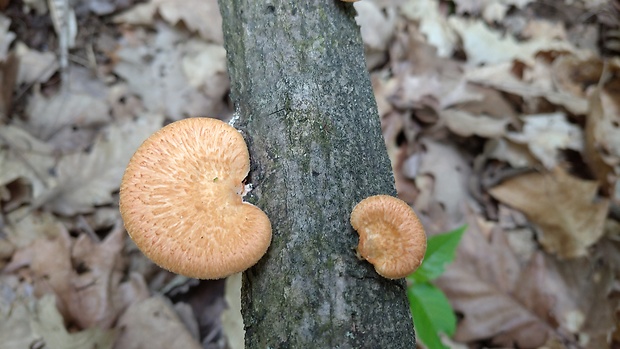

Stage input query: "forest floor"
[{"left": 0, "top": 0, "right": 619, "bottom": 348}]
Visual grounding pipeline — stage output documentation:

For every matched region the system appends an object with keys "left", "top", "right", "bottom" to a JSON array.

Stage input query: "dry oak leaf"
[
  {"left": 415, "top": 139, "right": 472, "bottom": 226},
  {"left": 507, "top": 112, "right": 583, "bottom": 169},
  {"left": 489, "top": 167, "right": 609, "bottom": 258},
  {"left": 5, "top": 226, "right": 148, "bottom": 330},
  {"left": 585, "top": 86, "right": 620, "bottom": 197},
  {"left": 113, "top": 23, "right": 226, "bottom": 120},
  {"left": 465, "top": 62, "right": 589, "bottom": 115},
  {"left": 114, "top": 0, "right": 223, "bottom": 43},
  {"left": 448, "top": 17, "right": 574, "bottom": 66},
  {"left": 436, "top": 212, "right": 551, "bottom": 348},
  {"left": 400, "top": 0, "right": 457, "bottom": 57},
  {"left": 43, "top": 113, "right": 163, "bottom": 215},
  {"left": 113, "top": 296, "right": 203, "bottom": 349},
  {"left": 30, "top": 295, "right": 115, "bottom": 349}
]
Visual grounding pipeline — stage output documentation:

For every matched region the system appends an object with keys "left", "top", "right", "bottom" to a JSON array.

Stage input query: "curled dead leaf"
[{"left": 489, "top": 167, "right": 609, "bottom": 258}]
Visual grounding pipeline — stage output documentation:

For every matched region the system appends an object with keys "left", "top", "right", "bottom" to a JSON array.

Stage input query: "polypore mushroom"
[
  {"left": 119, "top": 117, "right": 272, "bottom": 279},
  {"left": 350, "top": 195, "right": 426, "bottom": 279}
]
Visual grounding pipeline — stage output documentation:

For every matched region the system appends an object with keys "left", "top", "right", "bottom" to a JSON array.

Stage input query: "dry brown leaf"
[
  {"left": 394, "top": 74, "right": 483, "bottom": 112},
  {"left": 485, "top": 138, "right": 537, "bottom": 168},
  {"left": 65, "top": 226, "right": 136, "bottom": 328},
  {"left": 489, "top": 167, "right": 609, "bottom": 258},
  {"left": 449, "top": 17, "right": 574, "bottom": 66},
  {"left": 14, "top": 42, "right": 58, "bottom": 85},
  {"left": 114, "top": 23, "right": 227, "bottom": 119},
  {"left": 5, "top": 227, "right": 149, "bottom": 329},
  {"left": 31, "top": 295, "right": 116, "bottom": 349},
  {"left": 113, "top": 296, "right": 203, "bottom": 349},
  {"left": 400, "top": 0, "right": 457, "bottom": 57},
  {"left": 181, "top": 39, "right": 229, "bottom": 95},
  {"left": 112, "top": 2, "right": 156, "bottom": 25},
  {"left": 0, "top": 275, "right": 40, "bottom": 349},
  {"left": 440, "top": 109, "right": 509, "bottom": 138},
  {"left": 452, "top": 0, "right": 534, "bottom": 21},
  {"left": 507, "top": 112, "right": 583, "bottom": 169},
  {"left": 466, "top": 61, "right": 590, "bottom": 115},
  {"left": 23, "top": 69, "right": 110, "bottom": 145},
  {"left": 0, "top": 125, "right": 56, "bottom": 200},
  {"left": 0, "top": 14, "right": 15, "bottom": 62},
  {"left": 43, "top": 113, "right": 163, "bottom": 215},
  {"left": 414, "top": 139, "right": 472, "bottom": 226},
  {"left": 521, "top": 20, "right": 568, "bottom": 41},
  {"left": 551, "top": 54, "right": 602, "bottom": 98},
  {"left": 436, "top": 214, "right": 552, "bottom": 347},
  {"left": 511, "top": 251, "right": 614, "bottom": 348},
  {"left": 155, "top": 0, "right": 223, "bottom": 43},
  {"left": 4, "top": 226, "right": 75, "bottom": 316},
  {"left": 437, "top": 206, "right": 615, "bottom": 348},
  {"left": 4, "top": 208, "right": 65, "bottom": 248},
  {"left": 584, "top": 83, "right": 620, "bottom": 198},
  {"left": 354, "top": 1, "right": 396, "bottom": 52}
]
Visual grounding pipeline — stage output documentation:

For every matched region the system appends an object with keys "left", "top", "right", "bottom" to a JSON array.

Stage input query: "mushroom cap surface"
[
  {"left": 350, "top": 195, "right": 427, "bottom": 279},
  {"left": 119, "top": 117, "right": 272, "bottom": 279}
]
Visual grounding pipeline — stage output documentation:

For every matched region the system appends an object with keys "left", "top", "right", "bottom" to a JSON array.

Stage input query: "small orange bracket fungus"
[
  {"left": 119, "top": 117, "right": 272, "bottom": 279},
  {"left": 350, "top": 195, "right": 427, "bottom": 279}
]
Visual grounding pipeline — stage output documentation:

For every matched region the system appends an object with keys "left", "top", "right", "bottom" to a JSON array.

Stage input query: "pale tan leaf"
[
  {"left": 0, "top": 14, "right": 15, "bottom": 62},
  {"left": 514, "top": 251, "right": 616, "bottom": 348},
  {"left": 0, "top": 275, "right": 40, "bottom": 349},
  {"left": 113, "top": 296, "right": 203, "bottom": 349},
  {"left": 485, "top": 138, "right": 537, "bottom": 168},
  {"left": 114, "top": 23, "right": 226, "bottom": 119},
  {"left": 466, "top": 62, "right": 589, "bottom": 115},
  {"left": 25, "top": 88, "right": 109, "bottom": 141},
  {"left": 415, "top": 139, "right": 472, "bottom": 226},
  {"left": 354, "top": 1, "right": 396, "bottom": 51},
  {"left": 44, "top": 113, "right": 163, "bottom": 215},
  {"left": 66, "top": 226, "right": 135, "bottom": 328},
  {"left": 507, "top": 113, "right": 583, "bottom": 169},
  {"left": 452, "top": 0, "right": 533, "bottom": 18},
  {"left": 5, "top": 227, "right": 148, "bottom": 330},
  {"left": 181, "top": 39, "right": 229, "bottom": 94},
  {"left": 4, "top": 208, "right": 65, "bottom": 249},
  {"left": 489, "top": 168, "right": 609, "bottom": 258},
  {"left": 155, "top": 0, "right": 223, "bottom": 43},
  {"left": 400, "top": 0, "right": 457, "bottom": 57},
  {"left": 440, "top": 109, "right": 509, "bottom": 138},
  {"left": 436, "top": 214, "right": 551, "bottom": 348},
  {"left": 15, "top": 42, "right": 58, "bottom": 85},
  {"left": 584, "top": 79, "right": 620, "bottom": 199},
  {"left": 449, "top": 17, "right": 574, "bottom": 66},
  {"left": 0, "top": 126, "right": 56, "bottom": 199},
  {"left": 112, "top": 2, "right": 157, "bottom": 25},
  {"left": 30, "top": 294, "right": 116, "bottom": 349}
]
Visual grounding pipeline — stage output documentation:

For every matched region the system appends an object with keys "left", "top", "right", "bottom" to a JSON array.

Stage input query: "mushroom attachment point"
[
  {"left": 119, "top": 117, "right": 272, "bottom": 279},
  {"left": 350, "top": 195, "right": 427, "bottom": 279}
]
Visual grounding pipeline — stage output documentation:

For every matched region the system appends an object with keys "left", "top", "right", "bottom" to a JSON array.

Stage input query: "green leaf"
[
  {"left": 408, "top": 282, "right": 457, "bottom": 349},
  {"left": 409, "top": 225, "right": 466, "bottom": 282}
]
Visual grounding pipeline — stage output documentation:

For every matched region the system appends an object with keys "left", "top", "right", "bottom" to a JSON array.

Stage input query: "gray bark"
[{"left": 218, "top": 1, "right": 416, "bottom": 348}]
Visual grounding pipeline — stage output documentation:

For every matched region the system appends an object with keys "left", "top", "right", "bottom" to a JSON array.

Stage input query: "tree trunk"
[{"left": 218, "top": 1, "right": 416, "bottom": 348}]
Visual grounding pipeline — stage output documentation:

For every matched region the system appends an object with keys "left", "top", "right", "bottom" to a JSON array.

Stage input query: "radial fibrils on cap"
[
  {"left": 350, "top": 195, "right": 427, "bottom": 279},
  {"left": 119, "top": 117, "right": 272, "bottom": 279}
]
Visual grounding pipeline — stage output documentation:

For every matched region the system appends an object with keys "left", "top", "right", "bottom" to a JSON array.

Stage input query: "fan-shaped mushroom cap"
[
  {"left": 350, "top": 195, "right": 426, "bottom": 279},
  {"left": 119, "top": 117, "right": 272, "bottom": 279}
]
